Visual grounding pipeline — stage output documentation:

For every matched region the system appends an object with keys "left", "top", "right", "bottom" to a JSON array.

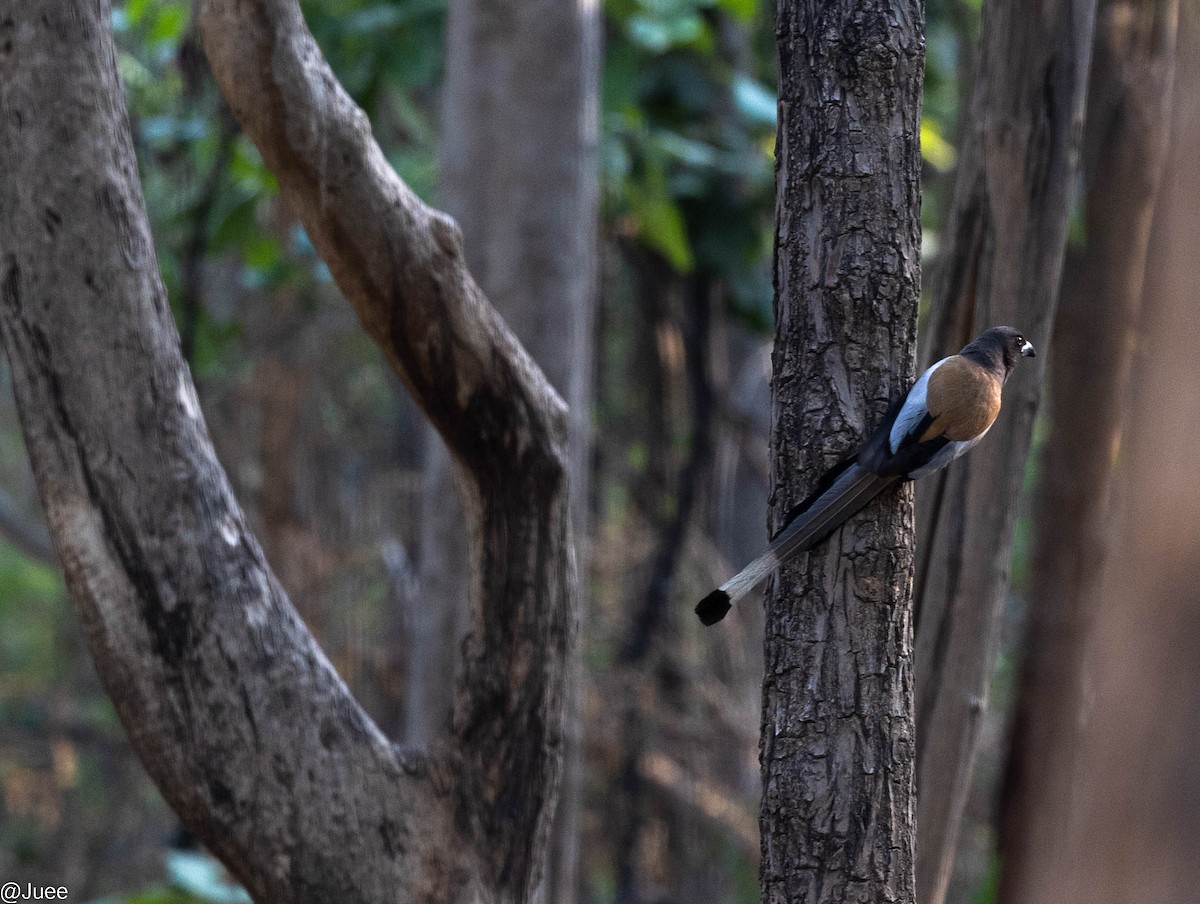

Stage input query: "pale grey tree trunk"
[
  {"left": 412, "top": 1, "right": 600, "bottom": 898},
  {"left": 1, "top": 0, "right": 576, "bottom": 900},
  {"left": 911, "top": 0, "right": 1097, "bottom": 899},
  {"left": 998, "top": 0, "right": 1178, "bottom": 898},
  {"left": 763, "top": 0, "right": 923, "bottom": 900}
]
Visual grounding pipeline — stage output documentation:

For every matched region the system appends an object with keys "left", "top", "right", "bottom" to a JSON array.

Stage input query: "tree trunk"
[
  {"left": 911, "top": 0, "right": 1097, "bottom": 899},
  {"left": 1016, "top": 34, "right": 1200, "bottom": 900},
  {"left": 423, "top": 0, "right": 600, "bottom": 897},
  {"left": 0, "top": 0, "right": 575, "bottom": 900},
  {"left": 762, "top": 0, "right": 923, "bottom": 900},
  {"left": 997, "top": 0, "right": 1178, "bottom": 899}
]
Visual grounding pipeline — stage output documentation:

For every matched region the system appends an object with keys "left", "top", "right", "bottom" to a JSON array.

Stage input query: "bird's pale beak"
[{"left": 1021, "top": 341, "right": 1036, "bottom": 358}]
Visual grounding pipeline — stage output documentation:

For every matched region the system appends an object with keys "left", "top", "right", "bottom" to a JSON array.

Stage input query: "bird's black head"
[{"left": 960, "top": 326, "right": 1035, "bottom": 378}]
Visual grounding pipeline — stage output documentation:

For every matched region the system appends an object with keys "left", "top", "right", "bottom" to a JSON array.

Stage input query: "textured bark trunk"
[
  {"left": 1, "top": 0, "right": 576, "bottom": 900},
  {"left": 1015, "top": 37, "right": 1200, "bottom": 900},
  {"left": 762, "top": 0, "right": 923, "bottom": 900},
  {"left": 911, "top": 0, "right": 1097, "bottom": 899},
  {"left": 428, "top": 1, "right": 600, "bottom": 898},
  {"left": 997, "top": 1, "right": 1178, "bottom": 899}
]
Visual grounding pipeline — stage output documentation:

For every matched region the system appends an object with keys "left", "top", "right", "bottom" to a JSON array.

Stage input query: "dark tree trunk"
[
  {"left": 762, "top": 0, "right": 923, "bottom": 900},
  {"left": 998, "top": 0, "right": 1178, "bottom": 899},
  {"left": 0, "top": 0, "right": 576, "bottom": 900},
  {"left": 911, "top": 0, "right": 1097, "bottom": 899}
]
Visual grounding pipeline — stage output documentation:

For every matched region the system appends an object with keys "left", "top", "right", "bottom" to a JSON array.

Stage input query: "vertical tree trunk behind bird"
[
  {"left": 1010, "top": 31, "right": 1200, "bottom": 900},
  {"left": 997, "top": 0, "right": 1179, "bottom": 899},
  {"left": 912, "top": 1, "right": 1097, "bottom": 899},
  {"left": 762, "top": 0, "right": 923, "bottom": 900}
]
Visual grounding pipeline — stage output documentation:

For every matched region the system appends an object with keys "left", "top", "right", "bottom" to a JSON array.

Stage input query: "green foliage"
[
  {"left": 105, "top": 0, "right": 978, "bottom": 357},
  {"left": 111, "top": 0, "right": 446, "bottom": 375},
  {"left": 602, "top": 0, "right": 778, "bottom": 329}
]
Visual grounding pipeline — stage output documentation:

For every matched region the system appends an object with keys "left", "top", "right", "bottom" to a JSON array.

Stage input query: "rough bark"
[
  {"left": 911, "top": 0, "right": 1096, "bottom": 899},
  {"left": 426, "top": 1, "right": 600, "bottom": 897},
  {"left": 1017, "top": 38, "right": 1200, "bottom": 900},
  {"left": 997, "top": 0, "right": 1178, "bottom": 899},
  {"left": 0, "top": 0, "right": 574, "bottom": 901},
  {"left": 762, "top": 0, "right": 923, "bottom": 900}
]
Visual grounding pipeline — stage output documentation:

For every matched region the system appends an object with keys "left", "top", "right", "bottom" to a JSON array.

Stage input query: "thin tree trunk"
[
  {"left": 911, "top": 0, "right": 1097, "bottom": 899},
  {"left": 1018, "top": 35, "right": 1200, "bottom": 899},
  {"left": 762, "top": 0, "right": 923, "bottom": 900},
  {"left": 997, "top": 0, "right": 1178, "bottom": 899},
  {"left": 1, "top": 0, "right": 576, "bottom": 899}
]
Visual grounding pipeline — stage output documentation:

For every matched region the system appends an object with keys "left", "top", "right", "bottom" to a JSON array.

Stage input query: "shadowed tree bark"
[
  {"left": 762, "top": 0, "right": 922, "bottom": 899},
  {"left": 0, "top": 0, "right": 576, "bottom": 900},
  {"left": 911, "top": 0, "right": 1097, "bottom": 899},
  {"left": 997, "top": 0, "right": 1178, "bottom": 899}
]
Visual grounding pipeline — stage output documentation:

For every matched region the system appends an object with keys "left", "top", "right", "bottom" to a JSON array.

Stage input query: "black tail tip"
[{"left": 695, "top": 590, "right": 732, "bottom": 626}]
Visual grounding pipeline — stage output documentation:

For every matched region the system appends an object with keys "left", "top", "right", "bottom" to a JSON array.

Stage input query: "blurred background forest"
[{"left": 0, "top": 0, "right": 1194, "bottom": 901}]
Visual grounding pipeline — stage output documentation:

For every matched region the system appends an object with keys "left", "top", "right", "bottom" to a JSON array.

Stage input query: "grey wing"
[
  {"left": 905, "top": 424, "right": 992, "bottom": 479},
  {"left": 888, "top": 358, "right": 948, "bottom": 453}
]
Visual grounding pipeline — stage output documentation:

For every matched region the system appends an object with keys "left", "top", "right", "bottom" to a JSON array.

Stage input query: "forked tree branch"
[
  {"left": 0, "top": 0, "right": 575, "bottom": 900},
  {"left": 192, "top": 2, "right": 577, "bottom": 887}
]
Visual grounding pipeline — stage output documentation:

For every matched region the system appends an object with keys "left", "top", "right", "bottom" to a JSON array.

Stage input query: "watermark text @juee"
[{"left": 1, "top": 883, "right": 68, "bottom": 902}]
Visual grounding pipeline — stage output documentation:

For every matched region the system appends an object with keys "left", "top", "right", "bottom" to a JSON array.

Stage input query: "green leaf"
[
  {"left": 148, "top": 3, "right": 187, "bottom": 43},
  {"left": 603, "top": 41, "right": 640, "bottom": 114},
  {"left": 243, "top": 235, "right": 282, "bottom": 272},
  {"left": 209, "top": 195, "right": 260, "bottom": 253},
  {"left": 920, "top": 117, "right": 957, "bottom": 170},
  {"left": 627, "top": 12, "right": 704, "bottom": 52},
  {"left": 628, "top": 164, "right": 695, "bottom": 272},
  {"left": 651, "top": 131, "right": 719, "bottom": 168},
  {"left": 639, "top": 194, "right": 693, "bottom": 271},
  {"left": 387, "top": 148, "right": 439, "bottom": 201},
  {"left": 732, "top": 73, "right": 777, "bottom": 127},
  {"left": 124, "top": 0, "right": 152, "bottom": 27},
  {"left": 717, "top": 0, "right": 757, "bottom": 21}
]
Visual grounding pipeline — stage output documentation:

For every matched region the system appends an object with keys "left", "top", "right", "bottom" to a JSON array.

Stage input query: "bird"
[{"left": 695, "top": 326, "right": 1036, "bottom": 626}]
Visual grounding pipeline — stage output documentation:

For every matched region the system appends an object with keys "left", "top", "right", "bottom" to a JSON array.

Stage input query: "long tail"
[{"left": 695, "top": 463, "right": 898, "bottom": 625}]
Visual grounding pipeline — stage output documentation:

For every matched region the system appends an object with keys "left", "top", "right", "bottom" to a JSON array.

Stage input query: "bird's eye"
[{"left": 1015, "top": 336, "right": 1024, "bottom": 345}]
